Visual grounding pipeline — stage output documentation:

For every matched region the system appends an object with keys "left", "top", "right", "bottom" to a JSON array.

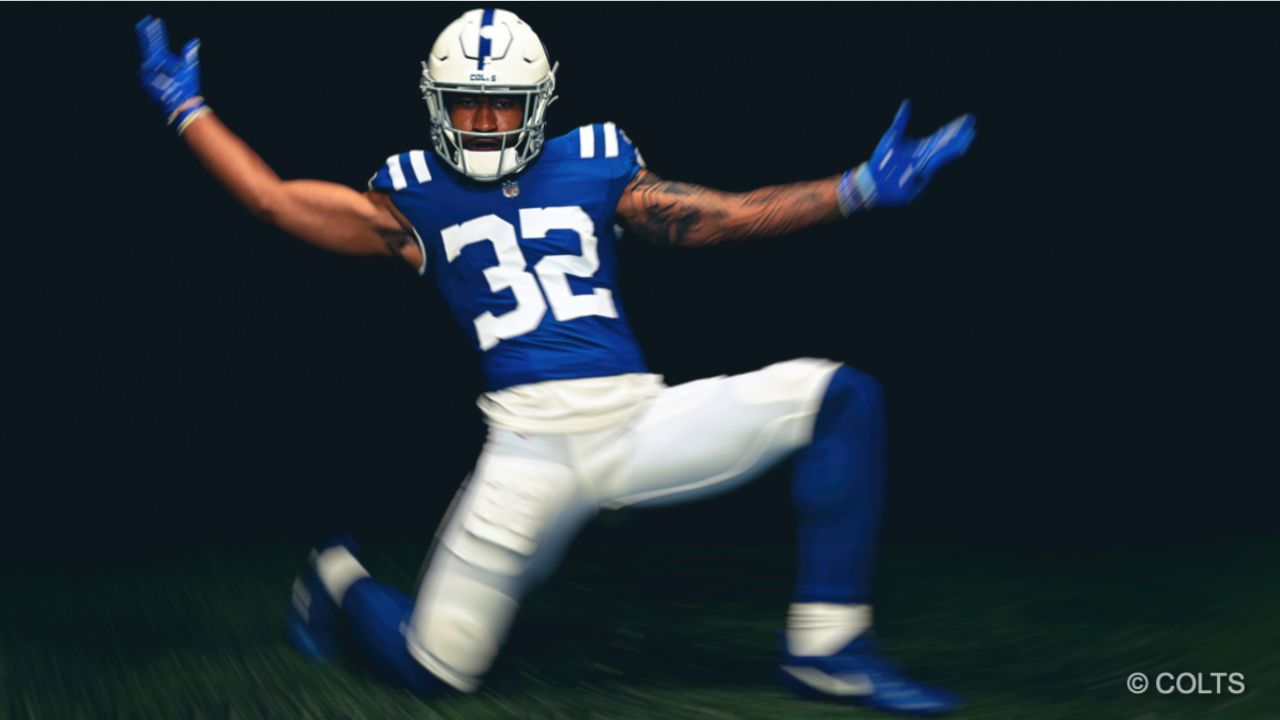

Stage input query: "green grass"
[{"left": 3, "top": 536, "right": 1276, "bottom": 719}]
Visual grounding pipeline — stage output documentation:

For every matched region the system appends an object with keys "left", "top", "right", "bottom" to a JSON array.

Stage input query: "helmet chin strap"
[{"left": 460, "top": 147, "right": 520, "bottom": 182}]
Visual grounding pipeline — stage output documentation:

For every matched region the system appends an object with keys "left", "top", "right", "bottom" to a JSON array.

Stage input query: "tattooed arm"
[
  {"left": 614, "top": 169, "right": 844, "bottom": 247},
  {"left": 614, "top": 102, "right": 979, "bottom": 247}
]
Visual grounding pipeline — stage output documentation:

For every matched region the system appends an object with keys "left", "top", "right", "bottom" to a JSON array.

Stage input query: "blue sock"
[
  {"left": 341, "top": 578, "right": 443, "bottom": 696},
  {"left": 791, "top": 366, "right": 886, "bottom": 603}
]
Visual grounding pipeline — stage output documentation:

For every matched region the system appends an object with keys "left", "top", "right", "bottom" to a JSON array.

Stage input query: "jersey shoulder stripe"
[
  {"left": 573, "top": 122, "right": 630, "bottom": 160},
  {"left": 368, "top": 150, "right": 434, "bottom": 193},
  {"left": 543, "top": 124, "right": 643, "bottom": 165},
  {"left": 602, "top": 121, "right": 620, "bottom": 158}
]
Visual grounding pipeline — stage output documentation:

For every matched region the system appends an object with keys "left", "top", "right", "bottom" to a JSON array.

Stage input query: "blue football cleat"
[
  {"left": 779, "top": 635, "right": 962, "bottom": 716},
  {"left": 285, "top": 534, "right": 359, "bottom": 662}
]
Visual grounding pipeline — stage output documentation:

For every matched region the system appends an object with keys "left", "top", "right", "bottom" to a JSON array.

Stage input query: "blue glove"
[
  {"left": 135, "top": 16, "right": 207, "bottom": 131},
  {"left": 838, "top": 100, "right": 976, "bottom": 214}
]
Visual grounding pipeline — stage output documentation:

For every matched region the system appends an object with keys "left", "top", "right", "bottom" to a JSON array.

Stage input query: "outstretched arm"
[
  {"left": 616, "top": 100, "right": 975, "bottom": 248},
  {"left": 179, "top": 114, "right": 416, "bottom": 259},
  {"left": 616, "top": 170, "right": 843, "bottom": 248},
  {"left": 135, "top": 16, "right": 422, "bottom": 268}
]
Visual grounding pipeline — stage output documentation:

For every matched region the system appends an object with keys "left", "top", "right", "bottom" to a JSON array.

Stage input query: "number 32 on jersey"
[{"left": 440, "top": 206, "right": 618, "bottom": 351}]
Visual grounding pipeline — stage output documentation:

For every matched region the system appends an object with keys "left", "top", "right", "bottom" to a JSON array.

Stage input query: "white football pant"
[{"left": 406, "top": 358, "right": 841, "bottom": 691}]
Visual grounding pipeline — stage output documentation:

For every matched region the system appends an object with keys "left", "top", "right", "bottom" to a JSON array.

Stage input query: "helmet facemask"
[{"left": 420, "top": 69, "right": 557, "bottom": 182}]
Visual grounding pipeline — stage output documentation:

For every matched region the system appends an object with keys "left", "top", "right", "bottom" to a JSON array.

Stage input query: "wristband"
[
  {"left": 836, "top": 163, "right": 879, "bottom": 217},
  {"left": 175, "top": 106, "right": 211, "bottom": 135},
  {"left": 168, "top": 96, "right": 208, "bottom": 132}
]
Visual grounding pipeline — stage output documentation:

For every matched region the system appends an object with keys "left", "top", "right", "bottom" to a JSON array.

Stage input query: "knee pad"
[
  {"left": 407, "top": 450, "right": 590, "bottom": 690},
  {"left": 408, "top": 566, "right": 518, "bottom": 691}
]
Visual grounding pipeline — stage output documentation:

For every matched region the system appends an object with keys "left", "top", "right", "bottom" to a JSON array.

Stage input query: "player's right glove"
[
  {"left": 838, "top": 100, "right": 976, "bottom": 215},
  {"left": 135, "top": 15, "right": 208, "bottom": 133}
]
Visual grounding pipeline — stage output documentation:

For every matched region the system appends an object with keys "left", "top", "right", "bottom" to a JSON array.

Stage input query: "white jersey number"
[{"left": 440, "top": 207, "right": 619, "bottom": 351}]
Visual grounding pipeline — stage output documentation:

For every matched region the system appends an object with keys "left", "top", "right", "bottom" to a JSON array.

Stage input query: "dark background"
[{"left": 5, "top": 4, "right": 1276, "bottom": 561}]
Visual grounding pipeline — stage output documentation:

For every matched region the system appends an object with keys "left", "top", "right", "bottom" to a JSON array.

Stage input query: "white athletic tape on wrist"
[
  {"left": 176, "top": 106, "right": 211, "bottom": 135},
  {"left": 166, "top": 95, "right": 205, "bottom": 124}
]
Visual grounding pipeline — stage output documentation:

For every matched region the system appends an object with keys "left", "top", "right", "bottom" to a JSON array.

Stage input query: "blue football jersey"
[{"left": 369, "top": 123, "right": 649, "bottom": 391}]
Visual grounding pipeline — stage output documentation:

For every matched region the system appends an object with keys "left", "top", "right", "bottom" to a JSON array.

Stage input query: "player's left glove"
[
  {"left": 135, "top": 15, "right": 208, "bottom": 133},
  {"left": 838, "top": 100, "right": 976, "bottom": 215}
]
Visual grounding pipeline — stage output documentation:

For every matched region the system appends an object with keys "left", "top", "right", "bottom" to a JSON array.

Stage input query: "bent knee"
[
  {"left": 823, "top": 365, "right": 884, "bottom": 412},
  {"left": 409, "top": 605, "right": 506, "bottom": 689},
  {"left": 732, "top": 358, "right": 841, "bottom": 408},
  {"left": 408, "top": 568, "right": 521, "bottom": 692}
]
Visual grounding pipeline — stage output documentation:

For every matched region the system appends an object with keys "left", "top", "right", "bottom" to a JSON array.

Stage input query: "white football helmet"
[{"left": 421, "top": 8, "right": 557, "bottom": 182}]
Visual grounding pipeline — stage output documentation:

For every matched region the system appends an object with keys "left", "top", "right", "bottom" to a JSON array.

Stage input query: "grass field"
[{"left": 3, "top": 535, "right": 1276, "bottom": 719}]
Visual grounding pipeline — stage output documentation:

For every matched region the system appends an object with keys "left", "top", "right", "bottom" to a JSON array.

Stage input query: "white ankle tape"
[{"left": 786, "top": 602, "right": 872, "bottom": 656}]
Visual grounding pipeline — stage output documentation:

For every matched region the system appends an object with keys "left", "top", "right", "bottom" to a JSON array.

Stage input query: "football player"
[{"left": 136, "top": 9, "right": 975, "bottom": 716}]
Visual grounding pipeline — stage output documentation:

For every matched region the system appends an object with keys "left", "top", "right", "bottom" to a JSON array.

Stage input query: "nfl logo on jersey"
[{"left": 502, "top": 179, "right": 520, "bottom": 198}]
